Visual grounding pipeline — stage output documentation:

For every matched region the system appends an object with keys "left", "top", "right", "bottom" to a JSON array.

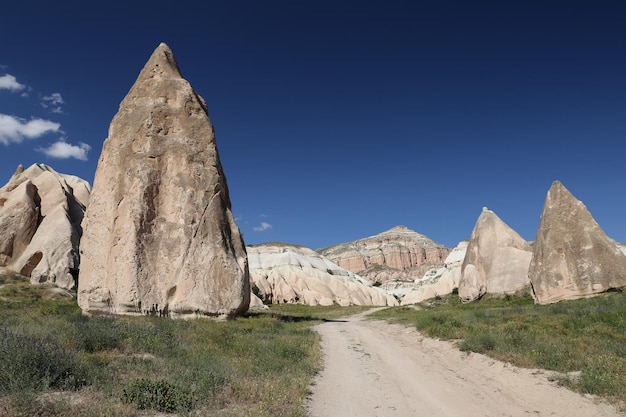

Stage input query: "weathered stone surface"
[
  {"left": 0, "top": 163, "right": 90, "bottom": 289},
  {"left": 78, "top": 43, "right": 249, "bottom": 318},
  {"left": 399, "top": 240, "right": 468, "bottom": 305},
  {"left": 320, "top": 225, "right": 450, "bottom": 283},
  {"left": 249, "top": 244, "right": 398, "bottom": 307},
  {"left": 529, "top": 181, "right": 626, "bottom": 304},
  {"left": 458, "top": 208, "right": 532, "bottom": 303}
]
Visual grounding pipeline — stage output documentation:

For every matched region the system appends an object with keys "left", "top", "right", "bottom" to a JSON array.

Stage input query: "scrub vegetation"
[
  {"left": 3, "top": 268, "right": 625, "bottom": 414},
  {"left": 0, "top": 271, "right": 363, "bottom": 417},
  {"left": 370, "top": 290, "right": 626, "bottom": 408}
]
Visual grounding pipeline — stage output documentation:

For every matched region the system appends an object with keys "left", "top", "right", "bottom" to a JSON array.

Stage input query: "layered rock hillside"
[
  {"left": 458, "top": 208, "right": 533, "bottom": 302},
  {"left": 319, "top": 226, "right": 449, "bottom": 283},
  {"left": 249, "top": 244, "right": 398, "bottom": 307},
  {"left": 398, "top": 240, "right": 468, "bottom": 305},
  {"left": 0, "top": 163, "right": 90, "bottom": 289},
  {"left": 78, "top": 43, "right": 249, "bottom": 318},
  {"left": 529, "top": 181, "right": 626, "bottom": 304}
]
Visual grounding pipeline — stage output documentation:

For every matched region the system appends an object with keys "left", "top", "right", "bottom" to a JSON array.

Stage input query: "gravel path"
[{"left": 307, "top": 309, "right": 623, "bottom": 417}]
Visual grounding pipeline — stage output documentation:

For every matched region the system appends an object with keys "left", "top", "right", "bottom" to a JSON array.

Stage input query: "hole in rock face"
[{"left": 20, "top": 251, "right": 43, "bottom": 277}]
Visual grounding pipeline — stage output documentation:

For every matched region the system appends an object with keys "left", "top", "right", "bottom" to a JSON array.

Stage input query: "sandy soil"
[{"left": 307, "top": 309, "right": 623, "bottom": 417}]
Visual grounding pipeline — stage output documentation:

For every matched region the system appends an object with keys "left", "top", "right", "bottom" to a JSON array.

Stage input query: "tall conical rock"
[
  {"left": 78, "top": 43, "right": 249, "bottom": 318},
  {"left": 529, "top": 181, "right": 626, "bottom": 304},
  {"left": 458, "top": 208, "right": 532, "bottom": 302},
  {"left": 0, "top": 163, "right": 90, "bottom": 289}
]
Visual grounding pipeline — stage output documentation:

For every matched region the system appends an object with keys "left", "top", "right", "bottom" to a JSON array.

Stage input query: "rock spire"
[
  {"left": 78, "top": 43, "right": 249, "bottom": 318},
  {"left": 529, "top": 181, "right": 626, "bottom": 304},
  {"left": 458, "top": 208, "right": 532, "bottom": 302}
]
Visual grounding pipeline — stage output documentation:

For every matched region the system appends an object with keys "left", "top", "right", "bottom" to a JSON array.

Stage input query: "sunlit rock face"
[
  {"left": 458, "top": 208, "right": 532, "bottom": 303},
  {"left": 0, "top": 163, "right": 90, "bottom": 289},
  {"left": 399, "top": 240, "right": 468, "bottom": 305},
  {"left": 319, "top": 226, "right": 450, "bottom": 283},
  {"left": 78, "top": 43, "right": 249, "bottom": 318},
  {"left": 529, "top": 181, "right": 626, "bottom": 304},
  {"left": 248, "top": 244, "right": 398, "bottom": 307}
]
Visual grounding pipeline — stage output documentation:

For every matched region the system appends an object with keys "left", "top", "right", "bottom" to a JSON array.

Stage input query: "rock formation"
[
  {"left": 319, "top": 226, "right": 449, "bottom": 283},
  {"left": 0, "top": 163, "right": 90, "bottom": 289},
  {"left": 529, "top": 181, "right": 626, "bottom": 304},
  {"left": 399, "top": 240, "right": 468, "bottom": 305},
  {"left": 78, "top": 43, "right": 249, "bottom": 318},
  {"left": 458, "top": 208, "right": 532, "bottom": 303},
  {"left": 248, "top": 244, "right": 398, "bottom": 307}
]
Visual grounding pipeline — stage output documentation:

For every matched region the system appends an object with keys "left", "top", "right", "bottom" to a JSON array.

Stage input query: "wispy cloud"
[
  {"left": 0, "top": 74, "right": 25, "bottom": 92},
  {"left": 0, "top": 114, "right": 60, "bottom": 145},
  {"left": 253, "top": 222, "right": 273, "bottom": 232},
  {"left": 41, "top": 92, "right": 64, "bottom": 113},
  {"left": 37, "top": 139, "right": 91, "bottom": 161}
]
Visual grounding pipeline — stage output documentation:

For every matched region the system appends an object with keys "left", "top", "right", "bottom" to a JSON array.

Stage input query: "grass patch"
[
  {"left": 1, "top": 272, "right": 373, "bottom": 416},
  {"left": 370, "top": 291, "right": 626, "bottom": 406}
]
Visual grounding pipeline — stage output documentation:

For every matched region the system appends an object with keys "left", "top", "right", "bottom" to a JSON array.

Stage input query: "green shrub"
[
  {"left": 121, "top": 378, "right": 193, "bottom": 413},
  {"left": 73, "top": 316, "right": 127, "bottom": 353},
  {"left": 0, "top": 327, "right": 87, "bottom": 393}
]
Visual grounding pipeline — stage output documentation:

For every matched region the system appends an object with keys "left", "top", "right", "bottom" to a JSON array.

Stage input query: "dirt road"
[{"left": 307, "top": 309, "right": 622, "bottom": 417}]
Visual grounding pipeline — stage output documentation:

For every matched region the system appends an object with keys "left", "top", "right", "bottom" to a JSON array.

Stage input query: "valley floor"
[{"left": 307, "top": 309, "right": 623, "bottom": 417}]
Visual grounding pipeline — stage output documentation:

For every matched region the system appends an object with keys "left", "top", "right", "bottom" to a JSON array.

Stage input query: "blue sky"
[{"left": 1, "top": 1, "right": 625, "bottom": 249}]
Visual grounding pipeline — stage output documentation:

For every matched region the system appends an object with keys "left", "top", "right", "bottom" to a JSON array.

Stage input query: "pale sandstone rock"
[
  {"left": 400, "top": 241, "right": 468, "bottom": 305},
  {"left": 529, "top": 181, "right": 626, "bottom": 304},
  {"left": 248, "top": 244, "right": 398, "bottom": 307},
  {"left": 458, "top": 208, "right": 532, "bottom": 303},
  {"left": 320, "top": 225, "right": 450, "bottom": 283},
  {"left": 0, "top": 163, "right": 90, "bottom": 288},
  {"left": 78, "top": 43, "right": 249, "bottom": 318}
]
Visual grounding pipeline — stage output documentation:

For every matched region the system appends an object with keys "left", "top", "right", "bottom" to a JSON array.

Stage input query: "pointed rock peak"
[
  {"left": 530, "top": 179, "right": 626, "bottom": 303},
  {"left": 547, "top": 180, "right": 576, "bottom": 201},
  {"left": 12, "top": 164, "right": 24, "bottom": 177},
  {"left": 139, "top": 42, "right": 183, "bottom": 80}
]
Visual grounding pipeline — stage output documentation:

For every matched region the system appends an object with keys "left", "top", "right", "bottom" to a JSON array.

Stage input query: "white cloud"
[
  {"left": 41, "top": 92, "right": 64, "bottom": 113},
  {"left": 253, "top": 222, "right": 273, "bottom": 232},
  {"left": 0, "top": 74, "right": 25, "bottom": 92},
  {"left": 0, "top": 114, "right": 61, "bottom": 145},
  {"left": 37, "top": 139, "right": 91, "bottom": 161}
]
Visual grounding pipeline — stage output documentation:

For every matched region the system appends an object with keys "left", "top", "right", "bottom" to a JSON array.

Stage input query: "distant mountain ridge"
[{"left": 319, "top": 225, "right": 450, "bottom": 283}]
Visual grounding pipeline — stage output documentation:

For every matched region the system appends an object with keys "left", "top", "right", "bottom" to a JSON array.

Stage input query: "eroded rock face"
[
  {"left": 399, "top": 240, "right": 468, "bottom": 305},
  {"left": 78, "top": 43, "right": 249, "bottom": 318},
  {"left": 529, "top": 181, "right": 626, "bottom": 304},
  {"left": 249, "top": 244, "right": 398, "bottom": 307},
  {"left": 458, "top": 208, "right": 532, "bottom": 303},
  {"left": 0, "top": 163, "right": 90, "bottom": 289},
  {"left": 319, "top": 226, "right": 449, "bottom": 283}
]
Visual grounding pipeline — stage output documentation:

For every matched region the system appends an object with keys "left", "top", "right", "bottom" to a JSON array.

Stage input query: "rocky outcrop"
[
  {"left": 458, "top": 208, "right": 532, "bottom": 303},
  {"left": 78, "top": 43, "right": 249, "bottom": 318},
  {"left": 399, "top": 240, "right": 468, "bottom": 305},
  {"left": 529, "top": 181, "right": 626, "bottom": 304},
  {"left": 319, "top": 226, "right": 449, "bottom": 283},
  {"left": 0, "top": 163, "right": 90, "bottom": 289},
  {"left": 249, "top": 244, "right": 398, "bottom": 307}
]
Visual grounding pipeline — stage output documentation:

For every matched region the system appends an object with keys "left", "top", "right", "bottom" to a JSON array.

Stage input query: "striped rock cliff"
[{"left": 319, "top": 226, "right": 449, "bottom": 283}]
